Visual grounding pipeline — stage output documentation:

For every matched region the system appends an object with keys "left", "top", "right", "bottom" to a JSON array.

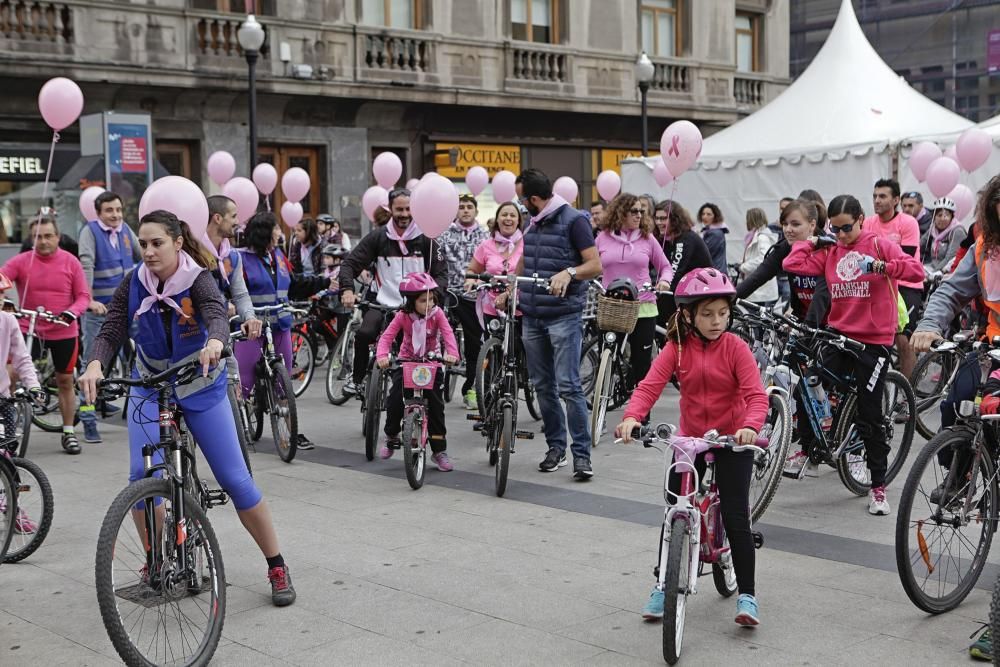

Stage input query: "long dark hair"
[
  {"left": 244, "top": 211, "right": 277, "bottom": 256},
  {"left": 138, "top": 210, "right": 214, "bottom": 269},
  {"left": 658, "top": 200, "right": 695, "bottom": 238},
  {"left": 297, "top": 217, "right": 319, "bottom": 246},
  {"left": 979, "top": 174, "right": 1000, "bottom": 256}
]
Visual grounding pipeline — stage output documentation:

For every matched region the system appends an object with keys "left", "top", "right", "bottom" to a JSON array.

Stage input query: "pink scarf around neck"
[
  {"left": 494, "top": 229, "right": 522, "bottom": 253},
  {"left": 929, "top": 220, "right": 961, "bottom": 258},
  {"left": 409, "top": 306, "right": 440, "bottom": 357},
  {"left": 134, "top": 250, "right": 204, "bottom": 319},
  {"left": 202, "top": 233, "right": 232, "bottom": 283},
  {"left": 386, "top": 221, "right": 422, "bottom": 255}
]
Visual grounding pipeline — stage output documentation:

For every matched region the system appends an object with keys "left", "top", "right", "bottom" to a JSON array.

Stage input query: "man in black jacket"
[{"left": 338, "top": 188, "right": 447, "bottom": 393}]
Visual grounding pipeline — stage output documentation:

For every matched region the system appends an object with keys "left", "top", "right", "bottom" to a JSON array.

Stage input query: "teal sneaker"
[
  {"left": 641, "top": 587, "right": 664, "bottom": 621},
  {"left": 735, "top": 594, "right": 760, "bottom": 627},
  {"left": 970, "top": 625, "right": 992, "bottom": 661}
]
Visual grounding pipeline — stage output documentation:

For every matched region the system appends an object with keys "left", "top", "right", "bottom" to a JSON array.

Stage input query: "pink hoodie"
[
  {"left": 376, "top": 308, "right": 459, "bottom": 362},
  {"left": 782, "top": 230, "right": 924, "bottom": 346},
  {"left": 0, "top": 311, "right": 39, "bottom": 397},
  {"left": 595, "top": 230, "right": 672, "bottom": 303}
]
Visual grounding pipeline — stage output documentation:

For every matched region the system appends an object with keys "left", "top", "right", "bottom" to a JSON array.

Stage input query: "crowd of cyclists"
[{"left": 5, "top": 165, "right": 1000, "bottom": 662}]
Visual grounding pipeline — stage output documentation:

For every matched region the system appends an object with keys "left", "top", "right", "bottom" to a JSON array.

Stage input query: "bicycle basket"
[
  {"left": 402, "top": 362, "right": 442, "bottom": 390},
  {"left": 596, "top": 295, "right": 640, "bottom": 334}
]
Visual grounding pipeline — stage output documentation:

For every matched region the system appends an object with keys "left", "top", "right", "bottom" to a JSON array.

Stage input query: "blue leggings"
[{"left": 127, "top": 388, "right": 262, "bottom": 511}]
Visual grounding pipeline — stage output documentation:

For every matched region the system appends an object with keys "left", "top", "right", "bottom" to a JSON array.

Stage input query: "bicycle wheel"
[
  {"left": 0, "top": 457, "right": 17, "bottom": 563},
  {"left": 227, "top": 380, "right": 252, "bottom": 476},
  {"left": 590, "top": 348, "right": 613, "bottom": 450},
  {"left": 246, "top": 385, "right": 265, "bottom": 443},
  {"left": 835, "top": 370, "right": 915, "bottom": 496},
  {"left": 269, "top": 362, "right": 298, "bottom": 463},
  {"left": 910, "top": 350, "right": 954, "bottom": 441},
  {"left": 750, "top": 392, "right": 791, "bottom": 523},
  {"left": 401, "top": 411, "right": 425, "bottom": 490},
  {"left": 496, "top": 403, "right": 513, "bottom": 498},
  {"left": 3, "top": 457, "right": 53, "bottom": 563},
  {"left": 95, "top": 478, "right": 225, "bottom": 667},
  {"left": 580, "top": 336, "right": 601, "bottom": 406},
  {"left": 662, "top": 517, "right": 691, "bottom": 666},
  {"left": 14, "top": 398, "right": 32, "bottom": 458},
  {"left": 289, "top": 329, "right": 315, "bottom": 398},
  {"left": 522, "top": 379, "right": 541, "bottom": 421},
  {"left": 325, "top": 329, "right": 353, "bottom": 406},
  {"left": 895, "top": 429, "right": 998, "bottom": 613},
  {"left": 364, "top": 366, "right": 383, "bottom": 461},
  {"left": 444, "top": 370, "right": 458, "bottom": 404},
  {"left": 475, "top": 338, "right": 503, "bottom": 422}
]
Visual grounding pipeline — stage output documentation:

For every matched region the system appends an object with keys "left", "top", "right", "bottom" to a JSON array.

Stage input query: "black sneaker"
[
  {"left": 574, "top": 457, "right": 594, "bottom": 480},
  {"left": 539, "top": 448, "right": 567, "bottom": 472},
  {"left": 294, "top": 433, "right": 315, "bottom": 450},
  {"left": 61, "top": 433, "right": 81, "bottom": 455}
]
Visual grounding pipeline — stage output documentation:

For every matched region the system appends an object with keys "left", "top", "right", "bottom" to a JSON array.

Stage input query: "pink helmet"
[
  {"left": 399, "top": 271, "right": 439, "bottom": 297},
  {"left": 673, "top": 268, "right": 735, "bottom": 306}
]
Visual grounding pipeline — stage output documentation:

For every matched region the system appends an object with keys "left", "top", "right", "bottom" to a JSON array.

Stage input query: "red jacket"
[{"left": 624, "top": 332, "right": 768, "bottom": 437}]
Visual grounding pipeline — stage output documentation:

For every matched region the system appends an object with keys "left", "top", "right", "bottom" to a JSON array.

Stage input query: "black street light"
[
  {"left": 635, "top": 52, "right": 655, "bottom": 156},
  {"left": 237, "top": 14, "right": 266, "bottom": 173}
]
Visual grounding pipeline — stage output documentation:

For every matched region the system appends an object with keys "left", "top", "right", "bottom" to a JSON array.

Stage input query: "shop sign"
[
  {"left": 0, "top": 155, "right": 45, "bottom": 176},
  {"left": 435, "top": 143, "right": 521, "bottom": 179},
  {"left": 600, "top": 149, "right": 659, "bottom": 174}
]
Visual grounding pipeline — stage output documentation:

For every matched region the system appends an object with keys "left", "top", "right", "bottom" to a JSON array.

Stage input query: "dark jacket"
[
  {"left": 735, "top": 237, "right": 829, "bottom": 326},
  {"left": 659, "top": 229, "right": 713, "bottom": 323},
  {"left": 702, "top": 226, "right": 728, "bottom": 273},
  {"left": 520, "top": 203, "right": 589, "bottom": 319},
  {"left": 289, "top": 239, "right": 324, "bottom": 277}
]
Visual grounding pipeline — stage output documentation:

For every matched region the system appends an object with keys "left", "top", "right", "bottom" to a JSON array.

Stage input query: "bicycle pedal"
[
  {"left": 205, "top": 489, "right": 230, "bottom": 508},
  {"left": 515, "top": 430, "right": 534, "bottom": 439},
  {"left": 466, "top": 413, "right": 482, "bottom": 421},
  {"left": 472, "top": 423, "right": 484, "bottom": 432},
  {"left": 752, "top": 531, "right": 764, "bottom": 549}
]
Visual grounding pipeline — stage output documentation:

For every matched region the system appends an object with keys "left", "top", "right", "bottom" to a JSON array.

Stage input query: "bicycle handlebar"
[
  {"left": 464, "top": 272, "right": 551, "bottom": 288},
  {"left": 4, "top": 299, "right": 71, "bottom": 327},
  {"left": 614, "top": 423, "right": 767, "bottom": 454},
  {"left": 97, "top": 349, "right": 232, "bottom": 394}
]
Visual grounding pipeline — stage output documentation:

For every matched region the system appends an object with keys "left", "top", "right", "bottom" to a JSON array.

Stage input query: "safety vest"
[
  {"left": 88, "top": 221, "right": 136, "bottom": 304},
  {"left": 240, "top": 248, "right": 291, "bottom": 330},
  {"left": 975, "top": 241, "right": 1000, "bottom": 339},
  {"left": 212, "top": 247, "right": 242, "bottom": 299},
  {"left": 127, "top": 271, "right": 226, "bottom": 409}
]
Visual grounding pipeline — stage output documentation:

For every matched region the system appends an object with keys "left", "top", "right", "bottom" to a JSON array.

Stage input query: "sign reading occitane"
[{"left": 436, "top": 143, "right": 521, "bottom": 179}]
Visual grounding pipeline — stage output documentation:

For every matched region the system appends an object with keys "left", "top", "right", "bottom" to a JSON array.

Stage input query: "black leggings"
[
  {"left": 626, "top": 316, "right": 657, "bottom": 390},
  {"left": 451, "top": 298, "right": 483, "bottom": 394},
  {"left": 384, "top": 367, "right": 447, "bottom": 453},
  {"left": 663, "top": 448, "right": 755, "bottom": 596},
  {"left": 352, "top": 308, "right": 390, "bottom": 384}
]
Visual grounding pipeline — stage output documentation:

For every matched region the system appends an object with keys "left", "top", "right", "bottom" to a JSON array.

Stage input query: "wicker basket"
[{"left": 596, "top": 296, "right": 640, "bottom": 334}]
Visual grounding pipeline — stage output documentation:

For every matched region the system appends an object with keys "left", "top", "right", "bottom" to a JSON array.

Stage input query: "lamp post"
[
  {"left": 635, "top": 52, "right": 655, "bottom": 156},
  {"left": 237, "top": 14, "right": 266, "bottom": 174}
]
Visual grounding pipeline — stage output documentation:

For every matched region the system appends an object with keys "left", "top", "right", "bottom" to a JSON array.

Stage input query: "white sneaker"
[
  {"left": 868, "top": 486, "right": 891, "bottom": 516},
  {"left": 782, "top": 450, "right": 808, "bottom": 478}
]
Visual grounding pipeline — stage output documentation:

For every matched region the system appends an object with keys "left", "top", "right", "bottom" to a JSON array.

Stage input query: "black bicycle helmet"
[
  {"left": 321, "top": 243, "right": 349, "bottom": 258},
  {"left": 605, "top": 277, "right": 638, "bottom": 301}
]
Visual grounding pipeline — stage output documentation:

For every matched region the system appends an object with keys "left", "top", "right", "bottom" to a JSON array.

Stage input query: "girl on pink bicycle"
[
  {"left": 616, "top": 267, "right": 768, "bottom": 627},
  {"left": 376, "top": 272, "right": 458, "bottom": 470}
]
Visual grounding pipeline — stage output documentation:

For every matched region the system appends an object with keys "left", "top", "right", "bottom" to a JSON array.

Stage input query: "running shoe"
[
  {"left": 83, "top": 420, "right": 102, "bottom": 444},
  {"left": 432, "top": 452, "right": 454, "bottom": 472},
  {"left": 641, "top": 588, "right": 664, "bottom": 621},
  {"left": 463, "top": 389, "right": 478, "bottom": 411},
  {"left": 539, "top": 448, "right": 567, "bottom": 472},
  {"left": 573, "top": 457, "right": 594, "bottom": 480},
  {"left": 735, "top": 594, "right": 760, "bottom": 626},
  {"left": 13, "top": 508, "right": 36, "bottom": 534},
  {"left": 970, "top": 625, "right": 993, "bottom": 661},
  {"left": 782, "top": 450, "right": 808, "bottom": 478},
  {"left": 267, "top": 565, "right": 297, "bottom": 607},
  {"left": 868, "top": 486, "right": 891, "bottom": 516},
  {"left": 380, "top": 436, "right": 401, "bottom": 460}
]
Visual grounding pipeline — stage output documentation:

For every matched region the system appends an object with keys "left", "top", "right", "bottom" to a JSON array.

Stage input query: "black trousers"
[
  {"left": 384, "top": 367, "right": 447, "bottom": 453},
  {"left": 352, "top": 308, "right": 390, "bottom": 384},
  {"left": 452, "top": 298, "right": 483, "bottom": 394},
  {"left": 626, "top": 316, "right": 657, "bottom": 390}
]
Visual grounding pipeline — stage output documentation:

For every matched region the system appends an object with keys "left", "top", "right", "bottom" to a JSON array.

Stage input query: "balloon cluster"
[{"left": 908, "top": 127, "right": 994, "bottom": 221}]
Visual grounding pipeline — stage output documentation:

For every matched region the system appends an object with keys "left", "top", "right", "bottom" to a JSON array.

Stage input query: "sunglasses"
[
  {"left": 629, "top": 208, "right": 643, "bottom": 215},
  {"left": 829, "top": 223, "right": 855, "bottom": 235}
]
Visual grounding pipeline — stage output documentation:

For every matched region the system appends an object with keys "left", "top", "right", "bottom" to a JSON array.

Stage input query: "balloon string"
[
  {"left": 660, "top": 178, "right": 679, "bottom": 254},
  {"left": 21, "top": 130, "right": 60, "bottom": 306},
  {"left": 265, "top": 195, "right": 271, "bottom": 212}
]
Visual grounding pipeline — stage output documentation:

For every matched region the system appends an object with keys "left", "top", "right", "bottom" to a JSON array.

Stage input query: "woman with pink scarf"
[
  {"left": 464, "top": 201, "right": 526, "bottom": 325},
  {"left": 920, "top": 197, "right": 965, "bottom": 274}
]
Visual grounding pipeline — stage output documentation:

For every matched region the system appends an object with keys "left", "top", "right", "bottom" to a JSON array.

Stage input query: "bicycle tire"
[
  {"left": 31, "top": 391, "right": 79, "bottom": 432},
  {"left": 580, "top": 336, "right": 601, "bottom": 407},
  {"left": 364, "top": 366, "right": 383, "bottom": 461},
  {"left": 289, "top": 328, "right": 315, "bottom": 398},
  {"left": 402, "top": 411, "right": 425, "bottom": 490},
  {"left": 590, "top": 348, "right": 613, "bottom": 450},
  {"left": 496, "top": 403, "right": 513, "bottom": 498},
  {"left": 0, "top": 456, "right": 18, "bottom": 564},
  {"left": 325, "top": 329, "right": 353, "bottom": 406},
  {"left": 910, "top": 350, "right": 954, "bottom": 441},
  {"left": 895, "top": 429, "right": 997, "bottom": 614},
  {"left": 750, "top": 392, "right": 792, "bottom": 523},
  {"left": 227, "top": 380, "right": 252, "bottom": 476},
  {"left": 662, "top": 517, "right": 690, "bottom": 666},
  {"left": 15, "top": 398, "right": 32, "bottom": 458},
  {"left": 269, "top": 362, "right": 298, "bottom": 463},
  {"left": 247, "top": 385, "right": 265, "bottom": 443},
  {"left": 95, "top": 478, "right": 225, "bottom": 667},
  {"left": 3, "top": 457, "right": 53, "bottom": 563},
  {"left": 522, "top": 374, "right": 541, "bottom": 422},
  {"left": 835, "top": 370, "right": 915, "bottom": 496},
  {"left": 475, "top": 338, "right": 503, "bottom": 422}
]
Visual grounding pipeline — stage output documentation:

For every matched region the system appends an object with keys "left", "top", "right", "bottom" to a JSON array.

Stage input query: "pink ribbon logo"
[{"left": 668, "top": 135, "right": 681, "bottom": 157}]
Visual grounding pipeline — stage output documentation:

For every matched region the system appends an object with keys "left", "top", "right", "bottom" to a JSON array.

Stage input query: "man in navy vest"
[
  {"left": 514, "top": 168, "right": 602, "bottom": 480},
  {"left": 77, "top": 191, "right": 141, "bottom": 443}
]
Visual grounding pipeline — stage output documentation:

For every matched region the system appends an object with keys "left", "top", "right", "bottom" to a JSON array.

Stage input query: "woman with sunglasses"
[{"left": 784, "top": 194, "right": 923, "bottom": 516}]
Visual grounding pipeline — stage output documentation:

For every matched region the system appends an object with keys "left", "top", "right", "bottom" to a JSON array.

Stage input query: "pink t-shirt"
[
  {"left": 472, "top": 237, "right": 524, "bottom": 317},
  {"left": 863, "top": 212, "right": 922, "bottom": 290},
  {"left": 0, "top": 249, "right": 90, "bottom": 340}
]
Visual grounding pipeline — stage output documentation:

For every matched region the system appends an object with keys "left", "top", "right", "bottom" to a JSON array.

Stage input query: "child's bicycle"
[
  {"left": 385, "top": 352, "right": 447, "bottom": 490},
  {"left": 618, "top": 423, "right": 767, "bottom": 665}
]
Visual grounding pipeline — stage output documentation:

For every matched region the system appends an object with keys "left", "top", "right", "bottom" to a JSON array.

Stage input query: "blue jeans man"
[{"left": 522, "top": 311, "right": 592, "bottom": 478}]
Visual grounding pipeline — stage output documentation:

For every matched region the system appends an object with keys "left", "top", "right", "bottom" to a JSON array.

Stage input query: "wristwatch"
[{"left": 565, "top": 267, "right": 578, "bottom": 280}]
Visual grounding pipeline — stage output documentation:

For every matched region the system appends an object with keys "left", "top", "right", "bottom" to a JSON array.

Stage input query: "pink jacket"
[
  {"left": 0, "top": 311, "right": 38, "bottom": 397},
  {"left": 624, "top": 332, "right": 768, "bottom": 437},
  {"left": 376, "top": 308, "right": 459, "bottom": 362},
  {"left": 594, "top": 230, "right": 672, "bottom": 303},
  {"left": 782, "top": 230, "right": 924, "bottom": 346}
]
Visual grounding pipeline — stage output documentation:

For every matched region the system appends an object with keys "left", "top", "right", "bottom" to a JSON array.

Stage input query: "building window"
[
  {"left": 512, "top": 0, "right": 558, "bottom": 44},
  {"left": 641, "top": 1, "right": 679, "bottom": 58},
  {"left": 363, "top": 0, "right": 423, "bottom": 29},
  {"left": 956, "top": 95, "right": 981, "bottom": 121},
  {"left": 735, "top": 12, "right": 760, "bottom": 73},
  {"left": 156, "top": 141, "right": 198, "bottom": 184},
  {"left": 190, "top": 1, "right": 277, "bottom": 15}
]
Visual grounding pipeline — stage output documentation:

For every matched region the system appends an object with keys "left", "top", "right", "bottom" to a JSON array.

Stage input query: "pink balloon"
[
  {"left": 252, "top": 163, "right": 278, "bottom": 195},
  {"left": 926, "top": 157, "right": 961, "bottom": 199},
  {"left": 948, "top": 184, "right": 976, "bottom": 222},
  {"left": 909, "top": 142, "right": 942, "bottom": 182},
  {"left": 372, "top": 152, "right": 403, "bottom": 190},
  {"left": 660, "top": 120, "right": 703, "bottom": 177},
  {"left": 956, "top": 128, "right": 993, "bottom": 173},
  {"left": 492, "top": 170, "right": 517, "bottom": 203},
  {"left": 281, "top": 167, "right": 310, "bottom": 203},
  {"left": 38, "top": 77, "right": 84, "bottom": 132},
  {"left": 222, "top": 177, "right": 260, "bottom": 225},
  {"left": 138, "top": 176, "right": 209, "bottom": 239},
  {"left": 653, "top": 160, "right": 674, "bottom": 188},
  {"left": 465, "top": 166, "right": 489, "bottom": 197},
  {"left": 405, "top": 178, "right": 420, "bottom": 190},
  {"left": 553, "top": 176, "right": 579, "bottom": 204},
  {"left": 944, "top": 146, "right": 958, "bottom": 163},
  {"left": 362, "top": 185, "right": 389, "bottom": 220},
  {"left": 281, "top": 201, "right": 303, "bottom": 228},
  {"left": 595, "top": 170, "right": 621, "bottom": 201},
  {"left": 410, "top": 173, "right": 458, "bottom": 239},
  {"left": 206, "top": 151, "right": 236, "bottom": 187},
  {"left": 78, "top": 186, "right": 105, "bottom": 221}
]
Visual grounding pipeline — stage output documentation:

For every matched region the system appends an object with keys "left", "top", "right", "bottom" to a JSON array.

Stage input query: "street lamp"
[
  {"left": 635, "top": 52, "right": 655, "bottom": 156},
  {"left": 237, "top": 14, "right": 266, "bottom": 174}
]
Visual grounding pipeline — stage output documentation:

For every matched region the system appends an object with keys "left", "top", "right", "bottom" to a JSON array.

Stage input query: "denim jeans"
[
  {"left": 522, "top": 312, "right": 591, "bottom": 461},
  {"left": 79, "top": 312, "right": 106, "bottom": 426}
]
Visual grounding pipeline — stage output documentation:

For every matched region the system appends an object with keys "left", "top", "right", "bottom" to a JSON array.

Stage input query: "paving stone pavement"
[{"left": 0, "top": 379, "right": 994, "bottom": 666}]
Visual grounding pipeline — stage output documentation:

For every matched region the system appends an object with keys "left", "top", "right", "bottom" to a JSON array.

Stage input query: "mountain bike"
[
  {"left": 0, "top": 453, "right": 16, "bottom": 565},
  {"left": 619, "top": 423, "right": 767, "bottom": 665},
  {"left": 386, "top": 353, "right": 446, "bottom": 490},
  {"left": 909, "top": 332, "right": 968, "bottom": 441},
  {"left": 285, "top": 304, "right": 315, "bottom": 397},
  {"left": 95, "top": 357, "right": 229, "bottom": 667},
  {"left": 357, "top": 302, "right": 397, "bottom": 461},
  {"left": 291, "top": 291, "right": 341, "bottom": 369},
  {"left": 326, "top": 306, "right": 360, "bottom": 406},
  {"left": 223, "top": 325, "right": 253, "bottom": 476}
]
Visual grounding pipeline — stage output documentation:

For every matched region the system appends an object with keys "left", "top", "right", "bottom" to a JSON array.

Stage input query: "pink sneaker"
[
  {"left": 380, "top": 436, "right": 400, "bottom": 460},
  {"left": 432, "top": 452, "right": 453, "bottom": 472},
  {"left": 13, "top": 508, "right": 36, "bottom": 534}
]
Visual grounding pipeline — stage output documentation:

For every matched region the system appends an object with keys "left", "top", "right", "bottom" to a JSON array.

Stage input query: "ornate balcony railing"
[{"left": 0, "top": 1, "right": 71, "bottom": 43}]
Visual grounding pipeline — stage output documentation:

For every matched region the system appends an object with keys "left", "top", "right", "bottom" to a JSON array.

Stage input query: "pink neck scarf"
[
  {"left": 929, "top": 220, "right": 961, "bottom": 258},
  {"left": 494, "top": 229, "right": 522, "bottom": 253},
  {"left": 386, "top": 221, "right": 422, "bottom": 255},
  {"left": 529, "top": 194, "right": 569, "bottom": 225},
  {"left": 202, "top": 233, "right": 232, "bottom": 283},
  {"left": 409, "top": 306, "right": 440, "bottom": 357},
  {"left": 134, "top": 250, "right": 204, "bottom": 319},
  {"left": 457, "top": 220, "right": 480, "bottom": 235},
  {"left": 98, "top": 221, "right": 123, "bottom": 250}
]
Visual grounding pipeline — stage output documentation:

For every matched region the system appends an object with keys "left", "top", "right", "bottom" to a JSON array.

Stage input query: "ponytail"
[{"left": 139, "top": 209, "right": 217, "bottom": 270}]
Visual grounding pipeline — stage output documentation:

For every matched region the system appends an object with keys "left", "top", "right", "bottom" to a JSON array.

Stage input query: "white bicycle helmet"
[{"left": 930, "top": 197, "right": 956, "bottom": 214}]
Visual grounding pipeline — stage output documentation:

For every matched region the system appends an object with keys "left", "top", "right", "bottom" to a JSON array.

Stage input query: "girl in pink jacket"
[
  {"left": 376, "top": 272, "right": 459, "bottom": 471},
  {"left": 783, "top": 194, "right": 924, "bottom": 517},
  {"left": 616, "top": 267, "right": 769, "bottom": 627}
]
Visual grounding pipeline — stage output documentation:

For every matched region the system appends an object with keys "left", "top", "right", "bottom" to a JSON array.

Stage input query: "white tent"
[{"left": 622, "top": 0, "right": 974, "bottom": 259}]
